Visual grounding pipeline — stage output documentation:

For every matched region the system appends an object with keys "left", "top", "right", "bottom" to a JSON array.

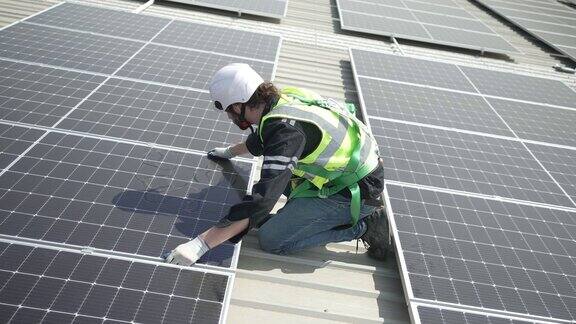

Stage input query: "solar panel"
[
  {"left": 115, "top": 44, "right": 274, "bottom": 89},
  {"left": 357, "top": 78, "right": 514, "bottom": 136},
  {"left": 165, "top": 0, "right": 289, "bottom": 19},
  {"left": 351, "top": 49, "right": 576, "bottom": 146},
  {"left": 0, "top": 131, "right": 251, "bottom": 267},
  {"left": 336, "top": 0, "right": 519, "bottom": 54},
  {"left": 0, "top": 241, "right": 229, "bottom": 324},
  {"left": 459, "top": 66, "right": 576, "bottom": 108},
  {"left": 474, "top": 0, "right": 576, "bottom": 62},
  {"left": 57, "top": 78, "right": 246, "bottom": 152},
  {"left": 415, "top": 305, "right": 537, "bottom": 323},
  {"left": 25, "top": 3, "right": 171, "bottom": 41},
  {"left": 388, "top": 184, "right": 576, "bottom": 323},
  {"left": 0, "top": 124, "right": 44, "bottom": 170},
  {"left": 0, "top": 23, "right": 142, "bottom": 74},
  {"left": 488, "top": 98, "right": 576, "bottom": 147},
  {"left": 527, "top": 144, "right": 576, "bottom": 204},
  {"left": 351, "top": 48, "right": 576, "bottom": 324},
  {"left": 0, "top": 3, "right": 284, "bottom": 322},
  {"left": 0, "top": 60, "right": 106, "bottom": 127},
  {"left": 154, "top": 20, "right": 281, "bottom": 61},
  {"left": 351, "top": 49, "right": 476, "bottom": 92},
  {"left": 371, "top": 119, "right": 573, "bottom": 207}
]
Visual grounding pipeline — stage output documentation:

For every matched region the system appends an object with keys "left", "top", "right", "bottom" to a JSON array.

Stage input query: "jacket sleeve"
[
  {"left": 245, "top": 132, "right": 264, "bottom": 156},
  {"left": 224, "top": 119, "right": 306, "bottom": 242}
]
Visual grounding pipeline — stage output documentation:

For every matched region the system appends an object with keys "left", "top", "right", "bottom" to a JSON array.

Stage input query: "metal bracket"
[{"left": 554, "top": 64, "right": 576, "bottom": 74}]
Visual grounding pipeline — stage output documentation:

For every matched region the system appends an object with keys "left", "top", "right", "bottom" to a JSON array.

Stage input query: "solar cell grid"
[
  {"left": 484, "top": 0, "right": 576, "bottom": 19},
  {"left": 488, "top": 98, "right": 576, "bottom": 147},
  {"left": 411, "top": 11, "right": 494, "bottom": 34},
  {"left": 352, "top": 49, "right": 576, "bottom": 148},
  {"left": 402, "top": 1, "right": 475, "bottom": 19},
  {"left": 0, "top": 242, "right": 228, "bottom": 324},
  {"left": 528, "top": 144, "right": 576, "bottom": 205},
  {"left": 154, "top": 20, "right": 281, "bottom": 62},
  {"left": 416, "top": 305, "right": 537, "bottom": 324},
  {"left": 0, "top": 131, "right": 252, "bottom": 267},
  {"left": 0, "top": 2, "right": 282, "bottom": 323},
  {"left": 358, "top": 77, "right": 514, "bottom": 136},
  {"left": 513, "top": 18, "right": 576, "bottom": 35},
  {"left": 531, "top": 30, "right": 576, "bottom": 48},
  {"left": 489, "top": 6, "right": 563, "bottom": 24},
  {"left": 0, "top": 59, "right": 106, "bottom": 127},
  {"left": 0, "top": 23, "right": 142, "bottom": 74},
  {"left": 338, "top": 0, "right": 417, "bottom": 21},
  {"left": 475, "top": 0, "right": 576, "bottom": 62},
  {"left": 351, "top": 49, "right": 476, "bottom": 92},
  {"left": 337, "top": 0, "right": 519, "bottom": 54},
  {"left": 189, "top": 0, "right": 288, "bottom": 18},
  {"left": 116, "top": 44, "right": 274, "bottom": 90},
  {"left": 0, "top": 124, "right": 44, "bottom": 170},
  {"left": 461, "top": 66, "right": 576, "bottom": 108},
  {"left": 425, "top": 24, "right": 520, "bottom": 53},
  {"left": 389, "top": 184, "right": 576, "bottom": 322},
  {"left": 359, "top": 0, "right": 406, "bottom": 7},
  {"left": 371, "top": 119, "right": 574, "bottom": 207},
  {"left": 25, "top": 3, "right": 171, "bottom": 41},
  {"left": 58, "top": 78, "right": 248, "bottom": 152},
  {"left": 337, "top": 10, "right": 431, "bottom": 39}
]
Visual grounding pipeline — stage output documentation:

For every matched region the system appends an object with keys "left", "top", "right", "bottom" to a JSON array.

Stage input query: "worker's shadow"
[{"left": 111, "top": 155, "right": 250, "bottom": 267}]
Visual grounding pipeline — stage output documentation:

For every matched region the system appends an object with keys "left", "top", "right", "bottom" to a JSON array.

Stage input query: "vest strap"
[{"left": 289, "top": 159, "right": 376, "bottom": 226}]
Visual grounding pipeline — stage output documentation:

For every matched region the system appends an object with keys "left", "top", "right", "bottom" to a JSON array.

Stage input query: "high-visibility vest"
[{"left": 258, "top": 87, "right": 381, "bottom": 225}]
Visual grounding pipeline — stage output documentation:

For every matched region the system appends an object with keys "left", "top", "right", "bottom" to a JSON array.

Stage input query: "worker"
[{"left": 165, "top": 63, "right": 388, "bottom": 266}]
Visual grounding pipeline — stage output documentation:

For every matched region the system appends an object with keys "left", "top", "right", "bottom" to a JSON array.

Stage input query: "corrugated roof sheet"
[{"left": 1, "top": 0, "right": 574, "bottom": 323}]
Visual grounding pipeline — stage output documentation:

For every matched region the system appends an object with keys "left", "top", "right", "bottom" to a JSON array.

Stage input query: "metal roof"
[{"left": 1, "top": 0, "right": 574, "bottom": 323}]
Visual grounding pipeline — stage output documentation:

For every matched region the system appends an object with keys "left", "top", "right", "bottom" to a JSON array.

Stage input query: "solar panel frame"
[
  {"left": 488, "top": 98, "right": 576, "bottom": 148},
  {"left": 115, "top": 43, "right": 275, "bottom": 90},
  {"left": 474, "top": 0, "right": 576, "bottom": 62},
  {"left": 370, "top": 119, "right": 575, "bottom": 208},
  {"left": 336, "top": 0, "right": 520, "bottom": 54},
  {"left": 411, "top": 303, "right": 540, "bottom": 324},
  {"left": 165, "top": 0, "right": 289, "bottom": 19},
  {"left": 25, "top": 2, "right": 172, "bottom": 41},
  {"left": 0, "top": 23, "right": 144, "bottom": 75},
  {"left": 350, "top": 48, "right": 576, "bottom": 147},
  {"left": 460, "top": 66, "right": 576, "bottom": 109},
  {"left": 0, "top": 3, "right": 283, "bottom": 323},
  {"left": 357, "top": 77, "right": 515, "bottom": 137},
  {"left": 0, "top": 59, "right": 107, "bottom": 127},
  {"left": 351, "top": 47, "right": 576, "bottom": 324},
  {"left": 387, "top": 184, "right": 576, "bottom": 323},
  {"left": 0, "top": 131, "right": 253, "bottom": 268},
  {"left": 153, "top": 20, "right": 282, "bottom": 62},
  {"left": 350, "top": 48, "right": 478, "bottom": 92},
  {"left": 57, "top": 77, "right": 250, "bottom": 153},
  {"left": 0, "top": 240, "right": 232, "bottom": 324},
  {"left": 527, "top": 144, "right": 576, "bottom": 205}
]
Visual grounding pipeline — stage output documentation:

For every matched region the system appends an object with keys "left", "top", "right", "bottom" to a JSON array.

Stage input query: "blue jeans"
[{"left": 257, "top": 194, "right": 376, "bottom": 255}]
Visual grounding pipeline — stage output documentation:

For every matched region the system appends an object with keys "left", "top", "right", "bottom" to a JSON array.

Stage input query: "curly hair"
[{"left": 244, "top": 82, "right": 279, "bottom": 109}]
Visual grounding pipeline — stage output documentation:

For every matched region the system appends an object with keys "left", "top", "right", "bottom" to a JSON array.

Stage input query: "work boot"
[{"left": 360, "top": 207, "right": 390, "bottom": 261}]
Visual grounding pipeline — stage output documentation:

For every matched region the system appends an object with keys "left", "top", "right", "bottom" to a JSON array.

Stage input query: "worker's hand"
[
  {"left": 207, "top": 146, "right": 234, "bottom": 160},
  {"left": 164, "top": 237, "right": 210, "bottom": 266}
]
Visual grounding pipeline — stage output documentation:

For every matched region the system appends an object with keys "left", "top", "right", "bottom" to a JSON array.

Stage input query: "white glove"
[
  {"left": 207, "top": 146, "right": 234, "bottom": 160},
  {"left": 165, "top": 237, "right": 210, "bottom": 266}
]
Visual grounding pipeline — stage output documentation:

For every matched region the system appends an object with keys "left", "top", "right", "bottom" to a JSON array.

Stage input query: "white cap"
[{"left": 209, "top": 63, "right": 264, "bottom": 110}]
